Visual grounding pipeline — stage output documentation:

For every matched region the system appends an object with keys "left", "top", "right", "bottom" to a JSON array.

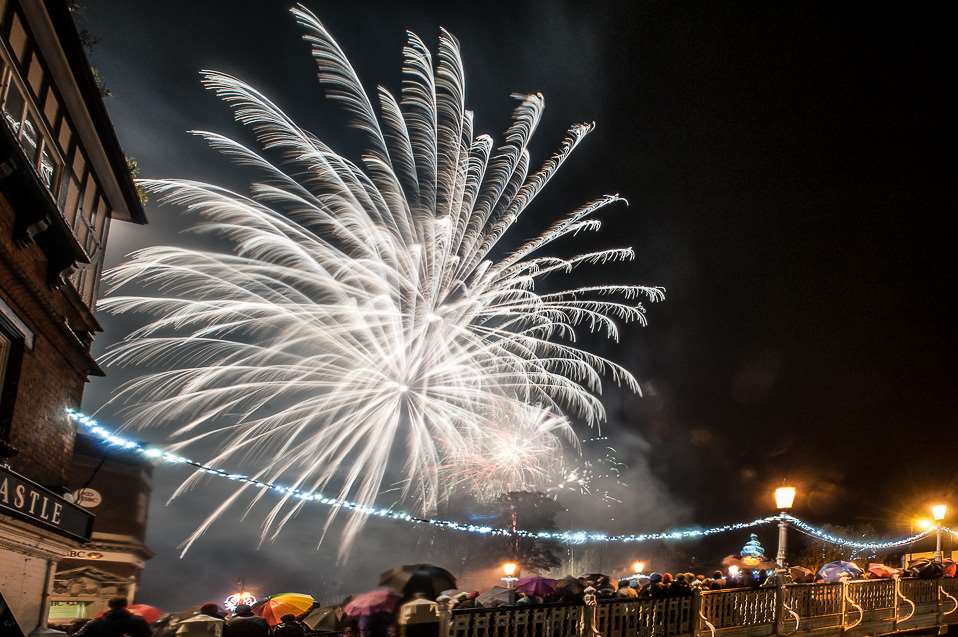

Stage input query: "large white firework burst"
[{"left": 99, "top": 4, "right": 664, "bottom": 554}]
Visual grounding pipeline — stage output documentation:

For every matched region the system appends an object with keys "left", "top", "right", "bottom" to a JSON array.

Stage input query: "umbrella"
[
  {"left": 302, "top": 607, "right": 345, "bottom": 631},
  {"left": 343, "top": 589, "right": 400, "bottom": 617},
  {"left": 100, "top": 604, "right": 165, "bottom": 624},
  {"left": 515, "top": 576, "right": 557, "bottom": 597},
  {"left": 477, "top": 586, "right": 514, "bottom": 607},
  {"left": 818, "top": 561, "right": 863, "bottom": 583},
  {"left": 867, "top": 563, "right": 900, "bottom": 579},
  {"left": 255, "top": 593, "right": 315, "bottom": 626},
  {"left": 380, "top": 564, "right": 457, "bottom": 600},
  {"left": 554, "top": 576, "right": 585, "bottom": 601},
  {"left": 722, "top": 555, "right": 777, "bottom": 572},
  {"left": 945, "top": 559, "right": 957, "bottom": 578},
  {"left": 789, "top": 566, "right": 815, "bottom": 583},
  {"left": 578, "top": 573, "right": 611, "bottom": 589},
  {"left": 906, "top": 559, "right": 945, "bottom": 579}
]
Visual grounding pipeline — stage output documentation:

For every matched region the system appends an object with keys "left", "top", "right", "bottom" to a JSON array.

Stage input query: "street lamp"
[
  {"left": 774, "top": 485, "right": 796, "bottom": 570},
  {"left": 502, "top": 562, "right": 519, "bottom": 586},
  {"left": 932, "top": 504, "right": 947, "bottom": 563},
  {"left": 502, "top": 562, "right": 519, "bottom": 604},
  {"left": 631, "top": 561, "right": 646, "bottom": 575}
]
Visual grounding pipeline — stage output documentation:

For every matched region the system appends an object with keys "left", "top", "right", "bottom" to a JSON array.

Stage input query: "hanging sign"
[{"left": 0, "top": 466, "right": 93, "bottom": 542}]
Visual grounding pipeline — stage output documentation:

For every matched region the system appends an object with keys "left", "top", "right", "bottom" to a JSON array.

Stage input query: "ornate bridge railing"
[{"left": 442, "top": 578, "right": 958, "bottom": 637}]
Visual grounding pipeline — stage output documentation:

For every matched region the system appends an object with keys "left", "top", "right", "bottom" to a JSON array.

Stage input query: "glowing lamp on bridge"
[
  {"left": 932, "top": 503, "right": 948, "bottom": 564},
  {"left": 774, "top": 486, "right": 796, "bottom": 511},
  {"left": 773, "top": 485, "right": 796, "bottom": 572},
  {"left": 502, "top": 562, "right": 518, "bottom": 578},
  {"left": 632, "top": 561, "right": 646, "bottom": 575},
  {"left": 915, "top": 518, "right": 933, "bottom": 531}
]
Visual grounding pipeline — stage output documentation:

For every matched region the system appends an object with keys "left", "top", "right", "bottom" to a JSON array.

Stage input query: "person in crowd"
[
  {"left": 643, "top": 573, "right": 667, "bottom": 598},
  {"left": 670, "top": 574, "right": 693, "bottom": 597},
  {"left": 176, "top": 604, "right": 225, "bottom": 637},
  {"left": 272, "top": 613, "right": 307, "bottom": 637},
  {"left": 224, "top": 604, "right": 269, "bottom": 637},
  {"left": 201, "top": 604, "right": 225, "bottom": 620},
  {"left": 75, "top": 597, "right": 152, "bottom": 637},
  {"left": 710, "top": 571, "right": 726, "bottom": 590},
  {"left": 358, "top": 611, "right": 394, "bottom": 637},
  {"left": 398, "top": 591, "right": 439, "bottom": 637}
]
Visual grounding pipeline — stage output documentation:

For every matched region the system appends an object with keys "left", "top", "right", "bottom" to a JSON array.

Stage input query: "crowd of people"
[{"left": 55, "top": 557, "right": 956, "bottom": 637}]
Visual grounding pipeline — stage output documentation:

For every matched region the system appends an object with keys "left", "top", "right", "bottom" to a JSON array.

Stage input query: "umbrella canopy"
[
  {"left": 818, "top": 561, "right": 863, "bottom": 583},
  {"left": 578, "top": 573, "right": 611, "bottom": 589},
  {"left": 343, "top": 589, "right": 401, "bottom": 617},
  {"left": 906, "top": 558, "right": 945, "bottom": 579},
  {"left": 515, "top": 576, "right": 557, "bottom": 597},
  {"left": 255, "top": 593, "right": 315, "bottom": 626},
  {"left": 722, "top": 555, "right": 777, "bottom": 572},
  {"left": 302, "top": 607, "right": 344, "bottom": 631},
  {"left": 867, "top": 563, "right": 900, "bottom": 579},
  {"left": 789, "top": 566, "right": 815, "bottom": 583},
  {"left": 554, "top": 576, "right": 585, "bottom": 601},
  {"left": 380, "top": 564, "right": 457, "bottom": 600},
  {"left": 946, "top": 559, "right": 957, "bottom": 578},
  {"left": 100, "top": 604, "right": 165, "bottom": 624},
  {"left": 477, "top": 586, "right": 514, "bottom": 607}
]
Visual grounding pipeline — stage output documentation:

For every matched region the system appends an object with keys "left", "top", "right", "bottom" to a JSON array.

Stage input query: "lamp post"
[
  {"left": 502, "top": 562, "right": 519, "bottom": 604},
  {"left": 774, "top": 485, "right": 796, "bottom": 571},
  {"left": 631, "top": 561, "right": 646, "bottom": 576},
  {"left": 932, "top": 504, "right": 947, "bottom": 563}
]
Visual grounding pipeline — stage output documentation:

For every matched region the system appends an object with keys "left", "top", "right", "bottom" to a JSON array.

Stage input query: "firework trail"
[{"left": 99, "top": 4, "right": 664, "bottom": 555}]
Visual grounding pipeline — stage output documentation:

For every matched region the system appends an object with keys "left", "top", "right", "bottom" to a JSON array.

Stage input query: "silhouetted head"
[{"left": 108, "top": 598, "right": 128, "bottom": 611}]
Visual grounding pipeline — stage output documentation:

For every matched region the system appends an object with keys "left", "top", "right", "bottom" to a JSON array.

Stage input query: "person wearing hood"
[
  {"left": 176, "top": 605, "right": 225, "bottom": 637},
  {"left": 75, "top": 598, "right": 152, "bottom": 637},
  {"left": 224, "top": 604, "right": 269, "bottom": 637}
]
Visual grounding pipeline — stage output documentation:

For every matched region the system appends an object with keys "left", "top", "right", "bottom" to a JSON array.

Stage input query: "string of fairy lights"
[{"left": 66, "top": 408, "right": 945, "bottom": 550}]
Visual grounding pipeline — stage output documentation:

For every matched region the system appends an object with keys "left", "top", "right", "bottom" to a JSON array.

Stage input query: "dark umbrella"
[
  {"left": 555, "top": 576, "right": 585, "bottom": 601},
  {"left": 578, "top": 573, "right": 611, "bottom": 589},
  {"left": 380, "top": 564, "right": 457, "bottom": 600}
]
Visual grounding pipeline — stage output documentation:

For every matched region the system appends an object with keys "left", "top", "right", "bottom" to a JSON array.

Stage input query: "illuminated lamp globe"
[
  {"left": 932, "top": 504, "right": 948, "bottom": 522},
  {"left": 915, "top": 518, "right": 933, "bottom": 531},
  {"left": 774, "top": 486, "right": 796, "bottom": 510},
  {"left": 502, "top": 562, "right": 518, "bottom": 577},
  {"left": 632, "top": 561, "right": 646, "bottom": 574}
]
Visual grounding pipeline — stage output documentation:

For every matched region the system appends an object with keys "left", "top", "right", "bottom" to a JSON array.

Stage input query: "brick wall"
[
  {"left": 0, "top": 545, "right": 48, "bottom": 630},
  {"left": 0, "top": 194, "right": 92, "bottom": 488}
]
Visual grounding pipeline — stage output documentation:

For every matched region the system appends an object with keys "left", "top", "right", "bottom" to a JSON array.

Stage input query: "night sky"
[{"left": 77, "top": 1, "right": 953, "bottom": 608}]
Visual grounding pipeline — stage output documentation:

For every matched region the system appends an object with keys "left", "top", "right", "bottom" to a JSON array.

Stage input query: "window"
[
  {"left": 0, "top": 46, "right": 63, "bottom": 197},
  {"left": 57, "top": 113, "right": 71, "bottom": 153},
  {"left": 26, "top": 53, "right": 42, "bottom": 95},
  {"left": 0, "top": 331, "right": 11, "bottom": 402},
  {"left": 8, "top": 13, "right": 27, "bottom": 63},
  {"left": 1, "top": 74, "right": 25, "bottom": 133},
  {"left": 42, "top": 87, "right": 57, "bottom": 125}
]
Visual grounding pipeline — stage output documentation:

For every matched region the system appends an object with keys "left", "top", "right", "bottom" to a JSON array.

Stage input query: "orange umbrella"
[
  {"left": 255, "top": 593, "right": 315, "bottom": 626},
  {"left": 99, "top": 604, "right": 165, "bottom": 624}
]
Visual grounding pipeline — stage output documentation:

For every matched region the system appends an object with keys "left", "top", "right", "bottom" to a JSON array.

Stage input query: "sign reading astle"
[{"left": 0, "top": 467, "right": 93, "bottom": 542}]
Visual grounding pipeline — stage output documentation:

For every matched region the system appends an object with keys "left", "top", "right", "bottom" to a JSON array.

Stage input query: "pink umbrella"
[
  {"left": 515, "top": 576, "right": 557, "bottom": 597},
  {"left": 343, "top": 588, "right": 401, "bottom": 617},
  {"left": 868, "top": 563, "right": 900, "bottom": 579}
]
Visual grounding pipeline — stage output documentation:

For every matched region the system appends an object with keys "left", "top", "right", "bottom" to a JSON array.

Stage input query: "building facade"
[
  {"left": 0, "top": 0, "right": 146, "bottom": 632},
  {"left": 48, "top": 434, "right": 154, "bottom": 624}
]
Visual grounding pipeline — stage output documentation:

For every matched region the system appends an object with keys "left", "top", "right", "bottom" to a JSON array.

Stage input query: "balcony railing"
[{"left": 439, "top": 578, "right": 958, "bottom": 637}]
